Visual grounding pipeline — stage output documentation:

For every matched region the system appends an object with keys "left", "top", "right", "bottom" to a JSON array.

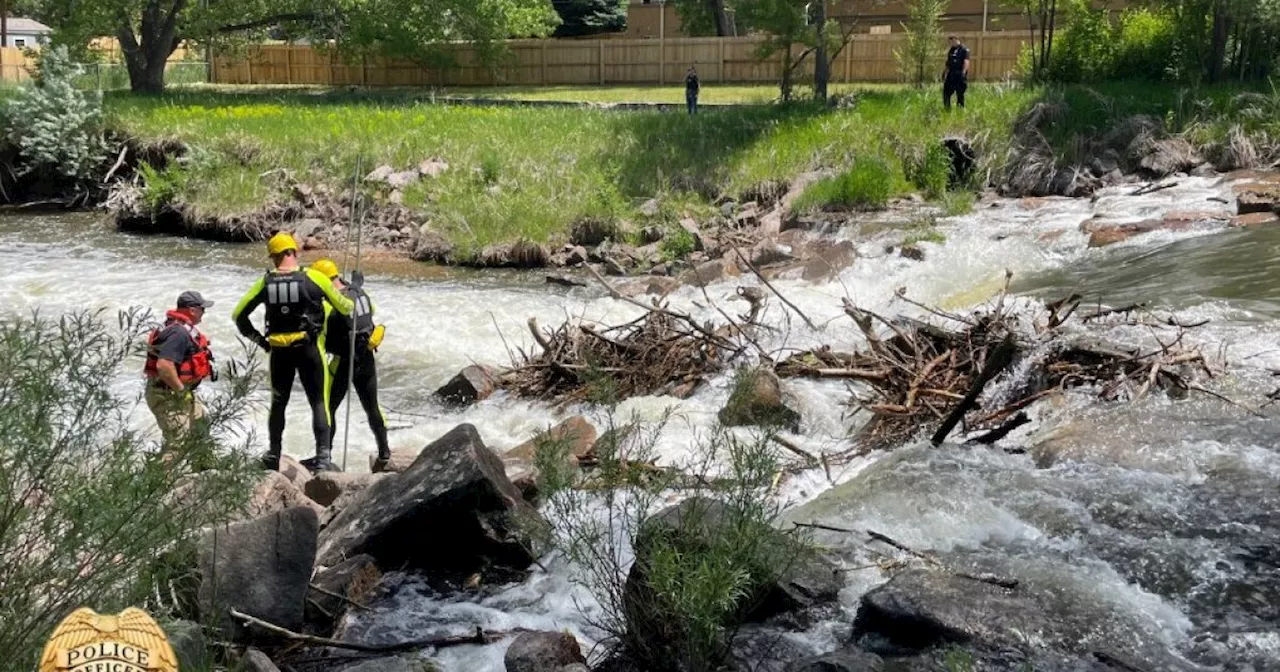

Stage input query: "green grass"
[
  {"left": 793, "top": 156, "right": 904, "bottom": 211},
  {"left": 102, "top": 80, "right": 1279, "bottom": 256}
]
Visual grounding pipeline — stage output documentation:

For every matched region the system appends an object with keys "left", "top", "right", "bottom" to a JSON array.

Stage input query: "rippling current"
[{"left": 6, "top": 176, "right": 1279, "bottom": 671}]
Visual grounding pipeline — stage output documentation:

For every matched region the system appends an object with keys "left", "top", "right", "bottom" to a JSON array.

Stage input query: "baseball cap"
[{"left": 177, "top": 290, "right": 215, "bottom": 309}]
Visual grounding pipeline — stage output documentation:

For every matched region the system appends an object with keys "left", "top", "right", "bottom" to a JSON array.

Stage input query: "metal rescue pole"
[{"left": 339, "top": 158, "right": 365, "bottom": 471}]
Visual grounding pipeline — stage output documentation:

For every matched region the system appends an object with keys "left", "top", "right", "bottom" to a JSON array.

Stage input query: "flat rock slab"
[
  {"left": 305, "top": 472, "right": 386, "bottom": 507},
  {"left": 317, "top": 423, "right": 543, "bottom": 576},
  {"left": 200, "top": 507, "right": 319, "bottom": 641},
  {"left": 504, "top": 631, "right": 588, "bottom": 672}
]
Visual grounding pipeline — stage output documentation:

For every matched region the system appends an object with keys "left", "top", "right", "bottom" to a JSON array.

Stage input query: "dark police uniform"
[
  {"left": 944, "top": 43, "right": 970, "bottom": 110},
  {"left": 325, "top": 282, "right": 390, "bottom": 463}
]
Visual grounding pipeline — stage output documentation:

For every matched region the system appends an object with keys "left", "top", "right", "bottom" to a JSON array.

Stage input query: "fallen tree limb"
[
  {"left": 732, "top": 245, "right": 819, "bottom": 331},
  {"left": 230, "top": 609, "right": 521, "bottom": 652},
  {"left": 931, "top": 336, "right": 1017, "bottom": 446}
]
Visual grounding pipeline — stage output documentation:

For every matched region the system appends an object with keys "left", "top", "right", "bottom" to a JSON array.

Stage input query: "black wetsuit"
[{"left": 325, "top": 283, "right": 390, "bottom": 459}]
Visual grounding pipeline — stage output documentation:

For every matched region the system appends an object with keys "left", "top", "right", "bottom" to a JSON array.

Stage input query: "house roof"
[{"left": 6, "top": 17, "right": 52, "bottom": 34}]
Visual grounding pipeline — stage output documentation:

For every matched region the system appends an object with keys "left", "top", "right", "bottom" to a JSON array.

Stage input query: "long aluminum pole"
[{"left": 340, "top": 159, "right": 364, "bottom": 471}]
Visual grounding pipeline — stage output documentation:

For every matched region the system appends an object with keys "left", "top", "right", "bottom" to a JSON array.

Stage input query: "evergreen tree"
[{"left": 551, "top": 0, "right": 627, "bottom": 37}]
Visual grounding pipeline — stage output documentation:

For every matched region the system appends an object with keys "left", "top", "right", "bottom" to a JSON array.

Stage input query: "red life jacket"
[{"left": 143, "top": 310, "right": 214, "bottom": 386}]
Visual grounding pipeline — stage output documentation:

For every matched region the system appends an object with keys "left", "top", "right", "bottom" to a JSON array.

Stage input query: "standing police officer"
[
  {"left": 944, "top": 35, "right": 971, "bottom": 111},
  {"left": 312, "top": 259, "right": 392, "bottom": 472},
  {"left": 144, "top": 290, "right": 216, "bottom": 456},
  {"left": 232, "top": 233, "right": 354, "bottom": 473}
]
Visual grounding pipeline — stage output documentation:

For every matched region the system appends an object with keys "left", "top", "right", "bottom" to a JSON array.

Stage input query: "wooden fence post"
[
  {"left": 599, "top": 40, "right": 605, "bottom": 85},
  {"left": 719, "top": 38, "right": 725, "bottom": 82},
  {"left": 542, "top": 41, "right": 548, "bottom": 85},
  {"left": 285, "top": 46, "right": 293, "bottom": 85},
  {"left": 844, "top": 37, "right": 853, "bottom": 82},
  {"left": 362, "top": 55, "right": 369, "bottom": 86}
]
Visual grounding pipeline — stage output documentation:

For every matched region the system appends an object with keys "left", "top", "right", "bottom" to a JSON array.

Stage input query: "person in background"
[
  {"left": 232, "top": 232, "right": 353, "bottom": 473},
  {"left": 685, "top": 65, "right": 700, "bottom": 116},
  {"left": 143, "top": 290, "right": 216, "bottom": 457},
  {"left": 311, "top": 259, "right": 392, "bottom": 472},
  {"left": 943, "top": 35, "right": 971, "bottom": 111}
]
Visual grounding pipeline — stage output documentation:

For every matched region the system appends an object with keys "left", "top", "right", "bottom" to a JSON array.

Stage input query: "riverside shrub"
[
  {"left": 0, "top": 308, "right": 259, "bottom": 666},
  {"left": 3, "top": 46, "right": 107, "bottom": 182}
]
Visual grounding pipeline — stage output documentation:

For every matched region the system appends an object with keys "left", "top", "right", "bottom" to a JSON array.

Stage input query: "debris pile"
[{"left": 779, "top": 287, "right": 1216, "bottom": 453}]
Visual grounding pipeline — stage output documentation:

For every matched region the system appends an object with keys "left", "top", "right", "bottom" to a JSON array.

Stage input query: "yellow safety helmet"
[
  {"left": 266, "top": 232, "right": 298, "bottom": 256},
  {"left": 311, "top": 258, "right": 340, "bottom": 279}
]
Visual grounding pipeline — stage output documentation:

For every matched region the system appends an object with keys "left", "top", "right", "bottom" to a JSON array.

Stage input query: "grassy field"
[{"left": 105, "top": 81, "right": 1279, "bottom": 257}]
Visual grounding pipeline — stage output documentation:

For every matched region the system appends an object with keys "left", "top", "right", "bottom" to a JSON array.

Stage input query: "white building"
[{"left": 2, "top": 18, "right": 52, "bottom": 49}]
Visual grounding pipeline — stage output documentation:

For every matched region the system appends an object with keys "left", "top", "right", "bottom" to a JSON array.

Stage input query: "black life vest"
[
  {"left": 328, "top": 285, "right": 375, "bottom": 354},
  {"left": 264, "top": 270, "right": 324, "bottom": 336}
]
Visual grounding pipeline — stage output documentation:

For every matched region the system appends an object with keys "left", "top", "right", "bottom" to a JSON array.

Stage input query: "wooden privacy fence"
[{"left": 212, "top": 32, "right": 1028, "bottom": 87}]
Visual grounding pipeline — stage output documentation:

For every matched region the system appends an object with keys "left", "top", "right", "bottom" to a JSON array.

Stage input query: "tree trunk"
[
  {"left": 709, "top": 0, "right": 731, "bottom": 37},
  {"left": 780, "top": 45, "right": 793, "bottom": 102},
  {"left": 120, "top": 0, "right": 186, "bottom": 93},
  {"left": 813, "top": 0, "right": 828, "bottom": 101},
  {"left": 1208, "top": 0, "right": 1229, "bottom": 83}
]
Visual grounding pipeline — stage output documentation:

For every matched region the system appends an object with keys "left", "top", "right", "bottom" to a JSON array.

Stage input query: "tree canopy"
[
  {"left": 550, "top": 0, "right": 627, "bottom": 37},
  {"left": 24, "top": 0, "right": 559, "bottom": 92}
]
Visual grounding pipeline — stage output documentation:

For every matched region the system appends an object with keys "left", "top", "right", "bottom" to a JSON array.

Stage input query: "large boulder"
[
  {"left": 316, "top": 424, "right": 545, "bottom": 577},
  {"left": 800, "top": 240, "right": 856, "bottom": 283},
  {"left": 435, "top": 365, "right": 499, "bottom": 407},
  {"left": 305, "top": 472, "right": 388, "bottom": 507},
  {"left": 1234, "top": 178, "right": 1280, "bottom": 215},
  {"left": 718, "top": 367, "right": 801, "bottom": 432},
  {"left": 165, "top": 620, "right": 213, "bottom": 672},
  {"left": 278, "top": 454, "right": 313, "bottom": 490},
  {"left": 623, "top": 498, "right": 841, "bottom": 665},
  {"left": 370, "top": 447, "right": 418, "bottom": 474},
  {"left": 850, "top": 569, "right": 1195, "bottom": 670},
  {"left": 248, "top": 471, "right": 325, "bottom": 518},
  {"left": 199, "top": 507, "right": 319, "bottom": 641},
  {"left": 504, "top": 631, "right": 588, "bottom": 672},
  {"left": 678, "top": 259, "right": 732, "bottom": 287},
  {"left": 306, "top": 553, "right": 381, "bottom": 632}
]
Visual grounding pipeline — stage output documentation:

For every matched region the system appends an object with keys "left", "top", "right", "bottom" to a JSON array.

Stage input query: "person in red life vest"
[{"left": 144, "top": 290, "right": 216, "bottom": 454}]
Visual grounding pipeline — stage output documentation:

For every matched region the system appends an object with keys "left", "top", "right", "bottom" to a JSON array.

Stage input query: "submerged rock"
[
  {"left": 785, "top": 650, "right": 884, "bottom": 672},
  {"left": 435, "top": 365, "right": 499, "bottom": 407},
  {"left": 504, "top": 415, "right": 598, "bottom": 462},
  {"left": 241, "top": 649, "right": 281, "bottom": 672},
  {"left": 316, "top": 424, "right": 544, "bottom": 577},
  {"left": 1234, "top": 178, "right": 1280, "bottom": 215},
  {"left": 504, "top": 631, "right": 588, "bottom": 672},
  {"left": 199, "top": 507, "right": 319, "bottom": 641},
  {"left": 719, "top": 367, "right": 801, "bottom": 432}
]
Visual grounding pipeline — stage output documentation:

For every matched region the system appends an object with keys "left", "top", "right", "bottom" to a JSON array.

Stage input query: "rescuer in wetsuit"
[
  {"left": 232, "top": 233, "right": 354, "bottom": 473},
  {"left": 312, "top": 258, "right": 392, "bottom": 472}
]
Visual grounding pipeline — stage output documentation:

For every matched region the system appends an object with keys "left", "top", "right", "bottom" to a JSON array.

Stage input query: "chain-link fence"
[{"left": 71, "top": 60, "right": 210, "bottom": 90}]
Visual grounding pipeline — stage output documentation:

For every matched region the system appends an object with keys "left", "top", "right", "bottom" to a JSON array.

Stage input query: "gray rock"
[
  {"left": 278, "top": 454, "right": 313, "bottom": 490},
  {"left": 411, "top": 228, "right": 454, "bottom": 264},
  {"left": 293, "top": 217, "right": 325, "bottom": 241},
  {"left": 504, "top": 631, "right": 588, "bottom": 672},
  {"left": 785, "top": 650, "right": 884, "bottom": 672},
  {"left": 200, "top": 507, "right": 318, "bottom": 641},
  {"left": 248, "top": 471, "right": 325, "bottom": 519},
  {"left": 166, "top": 620, "right": 213, "bottom": 672},
  {"left": 678, "top": 259, "right": 730, "bottom": 287},
  {"left": 603, "top": 257, "right": 628, "bottom": 276},
  {"left": 639, "top": 198, "right": 660, "bottom": 217},
  {"left": 365, "top": 165, "right": 395, "bottom": 183},
  {"left": 242, "top": 648, "right": 282, "bottom": 672},
  {"left": 435, "top": 365, "right": 498, "bottom": 407},
  {"left": 386, "top": 170, "right": 420, "bottom": 189},
  {"left": 317, "top": 424, "right": 545, "bottom": 576},
  {"left": 718, "top": 367, "right": 801, "bottom": 432},
  {"left": 639, "top": 225, "right": 664, "bottom": 244},
  {"left": 305, "top": 472, "right": 386, "bottom": 507},
  {"left": 678, "top": 217, "right": 707, "bottom": 251}
]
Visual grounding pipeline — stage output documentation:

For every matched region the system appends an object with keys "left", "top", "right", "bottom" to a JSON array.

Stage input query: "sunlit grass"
[{"left": 104, "top": 80, "right": 1273, "bottom": 255}]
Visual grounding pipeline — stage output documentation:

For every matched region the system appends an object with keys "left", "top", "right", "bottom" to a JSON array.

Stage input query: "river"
[{"left": 5, "top": 176, "right": 1278, "bottom": 671}]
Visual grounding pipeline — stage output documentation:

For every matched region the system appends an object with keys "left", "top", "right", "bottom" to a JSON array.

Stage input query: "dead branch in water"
[
  {"left": 230, "top": 609, "right": 523, "bottom": 652},
  {"left": 500, "top": 269, "right": 747, "bottom": 403},
  {"left": 779, "top": 281, "right": 1234, "bottom": 453}
]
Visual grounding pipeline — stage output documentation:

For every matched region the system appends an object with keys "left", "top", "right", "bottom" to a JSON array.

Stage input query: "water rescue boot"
[
  {"left": 260, "top": 450, "right": 281, "bottom": 471},
  {"left": 301, "top": 450, "right": 341, "bottom": 473}
]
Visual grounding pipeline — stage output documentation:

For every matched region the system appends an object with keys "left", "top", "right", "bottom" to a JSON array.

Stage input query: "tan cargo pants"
[{"left": 146, "top": 385, "right": 206, "bottom": 451}]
